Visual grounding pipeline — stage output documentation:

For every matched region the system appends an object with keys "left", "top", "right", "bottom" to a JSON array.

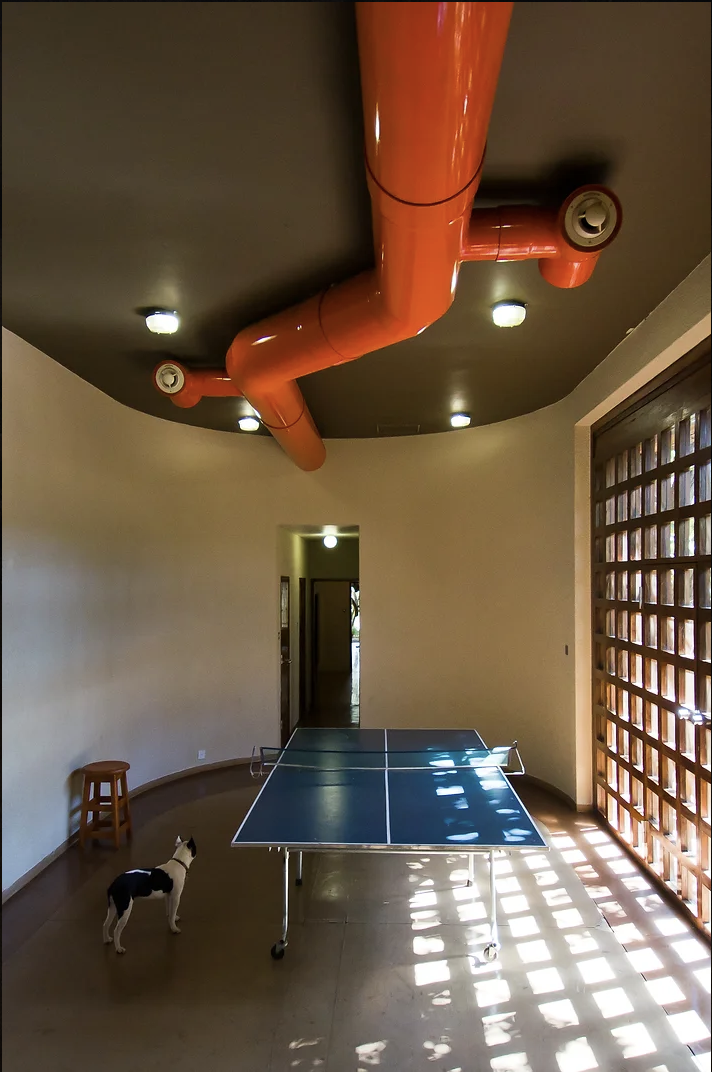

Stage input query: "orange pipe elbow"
[{"left": 539, "top": 249, "right": 599, "bottom": 289}]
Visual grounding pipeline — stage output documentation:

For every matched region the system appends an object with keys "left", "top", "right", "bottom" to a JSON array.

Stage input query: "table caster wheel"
[
  {"left": 270, "top": 941, "right": 286, "bottom": 960},
  {"left": 295, "top": 878, "right": 303, "bottom": 887},
  {"left": 483, "top": 944, "right": 499, "bottom": 962}
]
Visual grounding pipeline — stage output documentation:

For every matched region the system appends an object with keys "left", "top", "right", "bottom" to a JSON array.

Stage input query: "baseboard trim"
[
  {"left": 2, "top": 757, "right": 251, "bottom": 905},
  {"left": 2, "top": 836, "right": 77, "bottom": 905},
  {"left": 129, "top": 756, "right": 251, "bottom": 798},
  {"left": 519, "top": 773, "right": 591, "bottom": 813}
]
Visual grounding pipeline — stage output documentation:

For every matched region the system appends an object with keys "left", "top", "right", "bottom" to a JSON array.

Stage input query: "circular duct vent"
[
  {"left": 154, "top": 362, "right": 185, "bottom": 395},
  {"left": 563, "top": 189, "right": 620, "bottom": 251}
]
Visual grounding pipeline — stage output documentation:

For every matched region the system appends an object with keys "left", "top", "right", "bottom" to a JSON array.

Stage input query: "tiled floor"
[{"left": 2, "top": 769, "right": 710, "bottom": 1071}]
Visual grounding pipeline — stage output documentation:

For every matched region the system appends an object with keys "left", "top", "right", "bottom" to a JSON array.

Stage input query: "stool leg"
[
  {"left": 79, "top": 776, "right": 91, "bottom": 849},
  {"left": 122, "top": 773, "right": 133, "bottom": 840},
  {"left": 89, "top": 779, "right": 102, "bottom": 837},
  {"left": 111, "top": 775, "right": 121, "bottom": 849}
]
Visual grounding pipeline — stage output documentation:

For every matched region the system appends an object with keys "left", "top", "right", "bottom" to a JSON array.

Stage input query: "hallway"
[
  {"left": 301, "top": 670, "right": 359, "bottom": 728},
  {"left": 301, "top": 640, "right": 360, "bottom": 729}
]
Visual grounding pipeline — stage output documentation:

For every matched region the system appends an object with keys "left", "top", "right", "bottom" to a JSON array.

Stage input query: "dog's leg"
[
  {"left": 167, "top": 891, "right": 181, "bottom": 934},
  {"left": 165, "top": 895, "right": 180, "bottom": 925},
  {"left": 113, "top": 900, "right": 134, "bottom": 954},
  {"left": 103, "top": 899, "right": 117, "bottom": 944}
]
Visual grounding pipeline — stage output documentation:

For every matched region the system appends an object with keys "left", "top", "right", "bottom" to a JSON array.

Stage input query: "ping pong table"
[{"left": 231, "top": 727, "right": 547, "bottom": 960}]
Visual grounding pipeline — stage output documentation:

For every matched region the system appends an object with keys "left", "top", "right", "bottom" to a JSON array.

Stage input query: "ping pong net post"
[{"left": 249, "top": 741, "right": 525, "bottom": 779}]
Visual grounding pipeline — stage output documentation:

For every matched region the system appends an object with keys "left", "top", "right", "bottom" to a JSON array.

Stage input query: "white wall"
[{"left": 2, "top": 255, "right": 709, "bottom": 894}]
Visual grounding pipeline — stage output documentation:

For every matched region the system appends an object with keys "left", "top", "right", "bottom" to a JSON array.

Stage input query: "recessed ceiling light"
[
  {"left": 450, "top": 413, "right": 471, "bottom": 428},
  {"left": 323, "top": 535, "right": 338, "bottom": 549},
  {"left": 145, "top": 310, "right": 180, "bottom": 335},
  {"left": 238, "top": 416, "right": 260, "bottom": 432},
  {"left": 492, "top": 301, "right": 527, "bottom": 328}
]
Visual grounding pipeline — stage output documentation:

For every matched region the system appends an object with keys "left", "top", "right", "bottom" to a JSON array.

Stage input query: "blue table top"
[{"left": 232, "top": 727, "right": 546, "bottom": 852}]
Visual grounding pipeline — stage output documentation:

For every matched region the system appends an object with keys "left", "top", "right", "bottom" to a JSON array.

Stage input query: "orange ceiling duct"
[
  {"left": 225, "top": 1, "right": 514, "bottom": 470},
  {"left": 156, "top": 2, "right": 622, "bottom": 469}
]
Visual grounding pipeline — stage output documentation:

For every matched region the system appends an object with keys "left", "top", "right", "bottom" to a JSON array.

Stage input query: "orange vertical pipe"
[{"left": 227, "top": 2, "right": 513, "bottom": 470}]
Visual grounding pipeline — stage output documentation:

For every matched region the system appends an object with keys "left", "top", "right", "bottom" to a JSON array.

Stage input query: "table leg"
[
  {"left": 484, "top": 849, "right": 500, "bottom": 961},
  {"left": 468, "top": 853, "right": 475, "bottom": 887},
  {"left": 296, "top": 850, "right": 304, "bottom": 886},
  {"left": 271, "top": 847, "right": 290, "bottom": 960}
]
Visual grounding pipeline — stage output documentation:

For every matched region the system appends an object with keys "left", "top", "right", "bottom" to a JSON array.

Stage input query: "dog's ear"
[
  {"left": 175, "top": 836, "right": 182, "bottom": 847},
  {"left": 187, "top": 837, "right": 197, "bottom": 857}
]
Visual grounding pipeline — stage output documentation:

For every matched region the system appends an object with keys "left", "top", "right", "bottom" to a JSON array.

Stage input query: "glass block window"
[{"left": 592, "top": 352, "right": 711, "bottom": 935}]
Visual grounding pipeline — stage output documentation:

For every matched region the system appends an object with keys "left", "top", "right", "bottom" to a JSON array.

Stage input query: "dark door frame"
[
  {"left": 298, "top": 577, "right": 307, "bottom": 724},
  {"left": 279, "top": 576, "right": 291, "bottom": 746}
]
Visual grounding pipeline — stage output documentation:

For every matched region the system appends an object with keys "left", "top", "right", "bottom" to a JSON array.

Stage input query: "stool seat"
[
  {"left": 79, "top": 761, "right": 133, "bottom": 849},
  {"left": 82, "top": 761, "right": 130, "bottom": 776}
]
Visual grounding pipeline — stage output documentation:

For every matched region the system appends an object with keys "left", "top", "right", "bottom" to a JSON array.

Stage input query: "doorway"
[{"left": 279, "top": 524, "right": 360, "bottom": 732}]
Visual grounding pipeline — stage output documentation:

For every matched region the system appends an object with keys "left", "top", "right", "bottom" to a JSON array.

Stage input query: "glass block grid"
[{"left": 593, "top": 400, "right": 711, "bottom": 935}]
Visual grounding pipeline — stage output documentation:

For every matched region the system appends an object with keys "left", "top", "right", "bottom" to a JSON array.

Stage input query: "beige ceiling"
[{"left": 2, "top": 2, "right": 710, "bottom": 440}]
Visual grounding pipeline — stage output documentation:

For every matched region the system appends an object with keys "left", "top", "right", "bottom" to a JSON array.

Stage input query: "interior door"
[
  {"left": 279, "top": 577, "right": 291, "bottom": 746},
  {"left": 314, "top": 580, "right": 352, "bottom": 672}
]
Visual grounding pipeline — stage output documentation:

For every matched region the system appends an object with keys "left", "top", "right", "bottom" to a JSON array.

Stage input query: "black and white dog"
[{"left": 102, "top": 836, "right": 197, "bottom": 954}]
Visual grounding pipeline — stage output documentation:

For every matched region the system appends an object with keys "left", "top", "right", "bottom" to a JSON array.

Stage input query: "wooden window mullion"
[{"left": 592, "top": 345, "right": 711, "bottom": 935}]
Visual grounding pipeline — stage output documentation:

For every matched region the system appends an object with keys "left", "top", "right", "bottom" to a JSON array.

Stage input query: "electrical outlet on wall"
[{"left": 197, "top": 750, "right": 206, "bottom": 760}]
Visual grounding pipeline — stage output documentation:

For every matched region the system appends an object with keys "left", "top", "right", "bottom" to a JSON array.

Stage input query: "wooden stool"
[{"left": 78, "top": 761, "right": 133, "bottom": 849}]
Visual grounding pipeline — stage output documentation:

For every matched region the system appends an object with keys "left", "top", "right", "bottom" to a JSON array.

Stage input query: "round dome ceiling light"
[
  {"left": 492, "top": 301, "right": 527, "bottom": 328},
  {"left": 238, "top": 416, "right": 260, "bottom": 432},
  {"left": 323, "top": 535, "right": 338, "bottom": 549},
  {"left": 450, "top": 413, "right": 471, "bottom": 429},
  {"left": 145, "top": 310, "right": 180, "bottom": 335}
]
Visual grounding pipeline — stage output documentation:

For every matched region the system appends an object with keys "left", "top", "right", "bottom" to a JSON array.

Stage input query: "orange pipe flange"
[
  {"left": 226, "top": 1, "right": 514, "bottom": 470},
  {"left": 153, "top": 361, "right": 242, "bottom": 409}
]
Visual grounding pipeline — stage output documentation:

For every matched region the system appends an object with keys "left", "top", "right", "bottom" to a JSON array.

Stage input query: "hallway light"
[
  {"left": 491, "top": 301, "right": 527, "bottom": 328},
  {"left": 323, "top": 535, "right": 338, "bottom": 549},
  {"left": 238, "top": 416, "right": 260, "bottom": 432},
  {"left": 450, "top": 413, "right": 471, "bottom": 428}
]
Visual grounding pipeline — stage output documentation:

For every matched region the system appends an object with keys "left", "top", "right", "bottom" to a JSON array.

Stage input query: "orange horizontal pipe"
[
  {"left": 461, "top": 204, "right": 600, "bottom": 288},
  {"left": 153, "top": 362, "right": 243, "bottom": 409},
  {"left": 226, "top": 1, "right": 513, "bottom": 469}
]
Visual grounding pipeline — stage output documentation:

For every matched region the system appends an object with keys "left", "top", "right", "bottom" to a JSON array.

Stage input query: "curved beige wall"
[{"left": 2, "top": 255, "right": 709, "bottom": 894}]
